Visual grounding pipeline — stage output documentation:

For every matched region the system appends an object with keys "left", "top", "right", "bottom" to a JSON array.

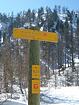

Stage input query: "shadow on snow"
[{"left": 40, "top": 93, "right": 79, "bottom": 104}]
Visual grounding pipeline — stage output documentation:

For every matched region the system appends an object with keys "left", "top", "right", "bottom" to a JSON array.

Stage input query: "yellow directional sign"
[
  {"left": 13, "top": 28, "right": 58, "bottom": 42},
  {"left": 32, "top": 80, "right": 40, "bottom": 94},
  {"left": 32, "top": 65, "right": 40, "bottom": 79}
]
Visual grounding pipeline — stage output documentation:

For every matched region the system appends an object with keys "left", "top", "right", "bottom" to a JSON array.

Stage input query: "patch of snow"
[
  {"left": 40, "top": 27, "right": 43, "bottom": 31},
  {"left": 0, "top": 23, "right": 2, "bottom": 30}
]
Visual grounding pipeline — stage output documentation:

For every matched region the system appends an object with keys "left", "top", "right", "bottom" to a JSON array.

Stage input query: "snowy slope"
[
  {"left": 1, "top": 86, "right": 79, "bottom": 105},
  {"left": 41, "top": 86, "right": 79, "bottom": 105},
  {"left": 1, "top": 58, "right": 79, "bottom": 105}
]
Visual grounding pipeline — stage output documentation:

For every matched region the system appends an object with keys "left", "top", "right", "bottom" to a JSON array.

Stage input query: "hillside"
[{"left": 0, "top": 6, "right": 79, "bottom": 105}]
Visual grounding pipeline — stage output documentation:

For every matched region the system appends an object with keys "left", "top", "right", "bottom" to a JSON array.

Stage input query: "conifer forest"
[{"left": 0, "top": 6, "right": 79, "bottom": 98}]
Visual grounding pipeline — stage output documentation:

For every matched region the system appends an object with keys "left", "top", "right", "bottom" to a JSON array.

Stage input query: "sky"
[{"left": 1, "top": 0, "right": 79, "bottom": 15}]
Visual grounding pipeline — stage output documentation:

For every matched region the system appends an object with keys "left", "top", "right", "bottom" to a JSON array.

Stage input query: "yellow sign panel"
[
  {"left": 32, "top": 80, "right": 40, "bottom": 94},
  {"left": 32, "top": 65, "right": 40, "bottom": 79},
  {"left": 13, "top": 28, "right": 58, "bottom": 43}
]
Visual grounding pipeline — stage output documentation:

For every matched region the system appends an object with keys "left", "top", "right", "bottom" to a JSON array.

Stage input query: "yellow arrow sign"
[{"left": 13, "top": 28, "right": 58, "bottom": 42}]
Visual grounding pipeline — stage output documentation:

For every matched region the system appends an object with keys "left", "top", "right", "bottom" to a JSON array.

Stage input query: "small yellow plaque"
[
  {"left": 32, "top": 80, "right": 40, "bottom": 94},
  {"left": 32, "top": 65, "right": 40, "bottom": 79}
]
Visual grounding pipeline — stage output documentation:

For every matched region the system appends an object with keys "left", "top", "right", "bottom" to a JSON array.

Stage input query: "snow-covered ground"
[
  {"left": 41, "top": 86, "right": 79, "bottom": 105},
  {"left": 1, "top": 86, "right": 79, "bottom": 105},
  {"left": 1, "top": 58, "right": 79, "bottom": 105}
]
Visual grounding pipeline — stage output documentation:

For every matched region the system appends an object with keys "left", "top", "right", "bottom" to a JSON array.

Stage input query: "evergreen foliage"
[{"left": 0, "top": 6, "right": 79, "bottom": 94}]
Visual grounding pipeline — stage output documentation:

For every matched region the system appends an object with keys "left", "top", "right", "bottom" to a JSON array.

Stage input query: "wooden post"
[{"left": 28, "top": 40, "right": 40, "bottom": 105}]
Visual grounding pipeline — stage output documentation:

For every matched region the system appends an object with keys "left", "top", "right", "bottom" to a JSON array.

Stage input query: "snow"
[
  {"left": 2, "top": 100, "right": 26, "bottom": 105},
  {"left": 0, "top": 93, "right": 8, "bottom": 102},
  {"left": 40, "top": 86, "right": 79, "bottom": 105},
  {"left": 58, "top": 13, "right": 67, "bottom": 22},
  {"left": 0, "top": 23, "right": 2, "bottom": 30},
  {"left": 74, "top": 58, "right": 79, "bottom": 66},
  {"left": 1, "top": 86, "right": 79, "bottom": 105},
  {"left": 1, "top": 58, "right": 79, "bottom": 105},
  {"left": 74, "top": 58, "right": 79, "bottom": 63}
]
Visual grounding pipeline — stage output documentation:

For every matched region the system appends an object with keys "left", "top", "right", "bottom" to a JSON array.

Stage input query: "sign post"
[
  {"left": 13, "top": 28, "right": 58, "bottom": 105},
  {"left": 28, "top": 40, "right": 40, "bottom": 105}
]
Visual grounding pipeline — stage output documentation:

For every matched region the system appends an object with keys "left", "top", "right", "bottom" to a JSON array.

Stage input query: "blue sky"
[{"left": 1, "top": 0, "right": 79, "bottom": 15}]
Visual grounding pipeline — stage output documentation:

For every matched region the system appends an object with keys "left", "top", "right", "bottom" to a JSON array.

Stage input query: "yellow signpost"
[
  {"left": 13, "top": 27, "right": 58, "bottom": 105},
  {"left": 13, "top": 28, "right": 58, "bottom": 43}
]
